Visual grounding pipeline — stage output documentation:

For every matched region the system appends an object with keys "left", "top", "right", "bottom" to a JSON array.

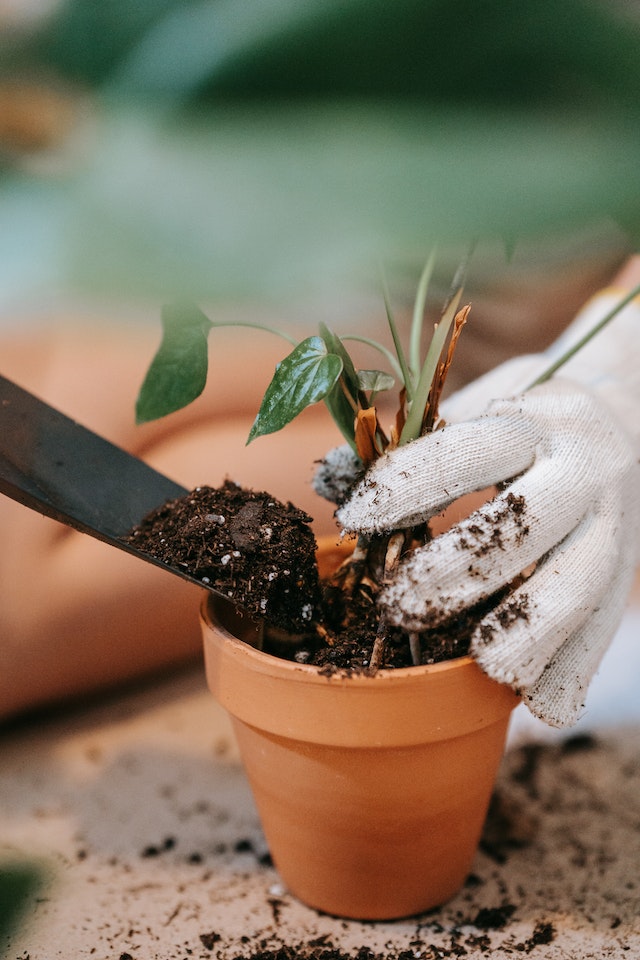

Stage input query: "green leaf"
[
  {"left": 409, "top": 249, "right": 438, "bottom": 381},
  {"left": 323, "top": 382, "right": 358, "bottom": 450},
  {"left": 400, "top": 289, "right": 461, "bottom": 445},
  {"left": 357, "top": 369, "right": 395, "bottom": 394},
  {"left": 319, "top": 322, "right": 360, "bottom": 401},
  {"left": 318, "top": 323, "right": 361, "bottom": 446},
  {"left": 247, "top": 337, "right": 343, "bottom": 443},
  {"left": 380, "top": 267, "right": 414, "bottom": 400},
  {"left": 136, "top": 302, "right": 212, "bottom": 423}
]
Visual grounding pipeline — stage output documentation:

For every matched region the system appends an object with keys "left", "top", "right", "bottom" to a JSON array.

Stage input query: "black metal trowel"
[{"left": 0, "top": 373, "right": 217, "bottom": 594}]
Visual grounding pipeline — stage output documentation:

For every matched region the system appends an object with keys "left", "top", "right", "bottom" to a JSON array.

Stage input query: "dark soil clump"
[
  {"left": 292, "top": 580, "right": 500, "bottom": 672},
  {"left": 125, "top": 481, "right": 321, "bottom": 634},
  {"left": 472, "top": 903, "right": 516, "bottom": 930}
]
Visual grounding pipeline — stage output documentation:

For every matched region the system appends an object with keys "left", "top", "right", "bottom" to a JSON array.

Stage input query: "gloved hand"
[{"left": 336, "top": 284, "right": 640, "bottom": 727}]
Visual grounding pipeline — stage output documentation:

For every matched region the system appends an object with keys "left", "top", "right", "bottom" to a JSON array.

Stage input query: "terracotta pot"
[{"left": 200, "top": 539, "right": 519, "bottom": 920}]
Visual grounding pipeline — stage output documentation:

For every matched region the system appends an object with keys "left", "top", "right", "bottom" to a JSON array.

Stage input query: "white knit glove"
[{"left": 337, "top": 291, "right": 640, "bottom": 727}]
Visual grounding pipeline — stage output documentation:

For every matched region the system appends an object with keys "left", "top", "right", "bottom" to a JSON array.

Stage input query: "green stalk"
[
  {"left": 210, "top": 319, "right": 298, "bottom": 347},
  {"left": 380, "top": 269, "right": 415, "bottom": 401},
  {"left": 409, "top": 248, "right": 438, "bottom": 383},
  {"left": 340, "top": 335, "right": 405, "bottom": 382},
  {"left": 527, "top": 281, "right": 640, "bottom": 388},
  {"left": 399, "top": 287, "right": 462, "bottom": 445}
]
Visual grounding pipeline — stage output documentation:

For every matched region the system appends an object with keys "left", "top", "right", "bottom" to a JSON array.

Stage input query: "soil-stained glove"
[{"left": 337, "top": 290, "right": 640, "bottom": 727}]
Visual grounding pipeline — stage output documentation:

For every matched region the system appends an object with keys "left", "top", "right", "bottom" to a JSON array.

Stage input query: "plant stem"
[
  {"left": 338, "top": 375, "right": 361, "bottom": 414},
  {"left": 409, "top": 632, "right": 422, "bottom": 667},
  {"left": 340, "top": 534, "right": 371, "bottom": 597},
  {"left": 526, "top": 281, "right": 640, "bottom": 388},
  {"left": 210, "top": 319, "right": 299, "bottom": 347},
  {"left": 369, "top": 616, "right": 387, "bottom": 671},
  {"left": 443, "top": 241, "right": 475, "bottom": 313},
  {"left": 399, "top": 287, "right": 462, "bottom": 445},
  {"left": 409, "top": 248, "right": 438, "bottom": 382},
  {"left": 341, "top": 335, "right": 405, "bottom": 382},
  {"left": 383, "top": 531, "right": 406, "bottom": 581},
  {"left": 380, "top": 269, "right": 415, "bottom": 401}
]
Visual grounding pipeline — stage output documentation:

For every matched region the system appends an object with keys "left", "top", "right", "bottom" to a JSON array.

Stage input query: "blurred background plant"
[
  {"left": 0, "top": 0, "right": 638, "bottom": 322},
  {"left": 0, "top": 859, "right": 48, "bottom": 945}
]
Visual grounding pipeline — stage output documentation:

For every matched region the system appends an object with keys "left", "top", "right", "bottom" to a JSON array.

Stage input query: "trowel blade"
[{"left": 0, "top": 373, "right": 216, "bottom": 593}]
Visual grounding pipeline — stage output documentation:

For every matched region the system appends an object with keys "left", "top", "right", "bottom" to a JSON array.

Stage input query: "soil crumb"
[{"left": 471, "top": 903, "right": 516, "bottom": 929}]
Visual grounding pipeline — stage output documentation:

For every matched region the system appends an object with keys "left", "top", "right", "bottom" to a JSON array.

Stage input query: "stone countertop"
[{"left": 2, "top": 602, "right": 640, "bottom": 960}]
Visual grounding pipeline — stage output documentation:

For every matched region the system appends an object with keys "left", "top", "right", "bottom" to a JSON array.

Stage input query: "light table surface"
[{"left": 2, "top": 595, "right": 640, "bottom": 960}]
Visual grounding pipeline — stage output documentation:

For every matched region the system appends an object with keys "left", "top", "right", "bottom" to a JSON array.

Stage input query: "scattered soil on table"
[
  {"left": 199, "top": 916, "right": 555, "bottom": 960},
  {"left": 125, "top": 480, "right": 526, "bottom": 669}
]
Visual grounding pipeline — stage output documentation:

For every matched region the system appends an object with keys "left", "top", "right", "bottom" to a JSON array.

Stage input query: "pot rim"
[
  {"left": 201, "top": 591, "right": 478, "bottom": 685},
  {"left": 201, "top": 593, "right": 518, "bottom": 745}
]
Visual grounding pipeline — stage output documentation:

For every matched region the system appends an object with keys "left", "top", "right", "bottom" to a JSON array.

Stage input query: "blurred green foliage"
[
  {"left": 1, "top": 0, "right": 638, "bottom": 306},
  {"left": 18, "top": 0, "right": 640, "bottom": 110},
  {"left": 0, "top": 860, "right": 47, "bottom": 946}
]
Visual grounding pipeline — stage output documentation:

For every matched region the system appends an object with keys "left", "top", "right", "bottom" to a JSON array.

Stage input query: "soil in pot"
[{"left": 125, "top": 480, "right": 520, "bottom": 669}]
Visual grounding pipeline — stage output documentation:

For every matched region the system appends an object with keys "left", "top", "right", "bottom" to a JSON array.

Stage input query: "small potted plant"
[{"left": 129, "top": 259, "right": 627, "bottom": 920}]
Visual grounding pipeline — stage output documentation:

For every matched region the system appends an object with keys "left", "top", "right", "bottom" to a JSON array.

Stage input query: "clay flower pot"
[{"left": 200, "top": 539, "right": 519, "bottom": 920}]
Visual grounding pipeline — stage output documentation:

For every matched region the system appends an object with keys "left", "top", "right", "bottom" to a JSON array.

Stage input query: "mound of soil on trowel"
[{"left": 125, "top": 480, "right": 322, "bottom": 634}]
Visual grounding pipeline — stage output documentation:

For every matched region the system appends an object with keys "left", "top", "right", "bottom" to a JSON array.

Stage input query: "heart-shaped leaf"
[
  {"left": 248, "top": 337, "right": 343, "bottom": 443},
  {"left": 357, "top": 369, "right": 395, "bottom": 394},
  {"left": 136, "top": 302, "right": 212, "bottom": 423}
]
